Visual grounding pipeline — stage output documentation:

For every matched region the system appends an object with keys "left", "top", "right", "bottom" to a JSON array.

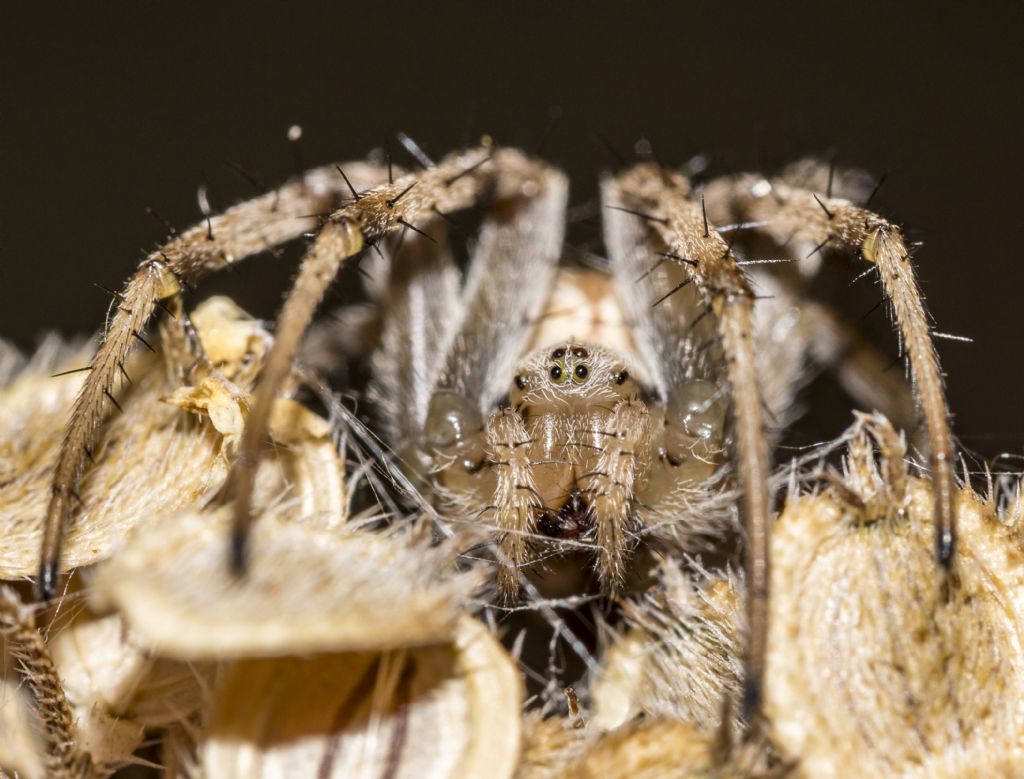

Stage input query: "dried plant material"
[
  {"left": 592, "top": 562, "right": 743, "bottom": 733},
  {"left": 94, "top": 507, "right": 479, "bottom": 658},
  {"left": 766, "top": 415, "right": 1024, "bottom": 777},
  {"left": 552, "top": 718, "right": 715, "bottom": 779},
  {"left": 0, "top": 587, "right": 98, "bottom": 778},
  {"left": 1, "top": 296, "right": 340, "bottom": 577},
  {"left": 49, "top": 614, "right": 213, "bottom": 741},
  {"left": 199, "top": 617, "right": 521, "bottom": 778},
  {"left": 516, "top": 711, "right": 589, "bottom": 779},
  {"left": 0, "top": 677, "right": 44, "bottom": 779}
]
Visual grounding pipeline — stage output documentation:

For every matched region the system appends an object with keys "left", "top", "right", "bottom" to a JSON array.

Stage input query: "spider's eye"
[
  {"left": 549, "top": 365, "right": 564, "bottom": 382},
  {"left": 573, "top": 364, "right": 589, "bottom": 382},
  {"left": 515, "top": 374, "right": 528, "bottom": 390},
  {"left": 615, "top": 369, "right": 629, "bottom": 385},
  {"left": 551, "top": 347, "right": 566, "bottom": 359},
  {"left": 572, "top": 347, "right": 589, "bottom": 359}
]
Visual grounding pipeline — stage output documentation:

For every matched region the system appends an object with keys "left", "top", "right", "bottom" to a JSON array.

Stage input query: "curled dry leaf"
[
  {"left": 199, "top": 616, "right": 522, "bottom": 779},
  {"left": 93, "top": 507, "right": 480, "bottom": 658}
]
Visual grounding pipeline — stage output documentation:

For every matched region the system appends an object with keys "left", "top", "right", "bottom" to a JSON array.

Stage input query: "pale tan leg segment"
[
  {"left": 38, "top": 162, "right": 387, "bottom": 600},
  {"left": 719, "top": 175, "right": 957, "bottom": 568},
  {"left": 583, "top": 399, "right": 651, "bottom": 590},
  {"left": 799, "top": 301, "right": 918, "bottom": 436},
  {"left": 227, "top": 147, "right": 557, "bottom": 572},
  {"left": 605, "top": 165, "right": 773, "bottom": 729},
  {"left": 485, "top": 408, "right": 541, "bottom": 598}
]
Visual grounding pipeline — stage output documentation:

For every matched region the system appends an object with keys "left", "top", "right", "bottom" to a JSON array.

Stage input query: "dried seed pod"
[
  {"left": 199, "top": 616, "right": 522, "bottom": 778},
  {"left": 93, "top": 507, "right": 480, "bottom": 657},
  {"left": 767, "top": 414, "right": 1024, "bottom": 777}
]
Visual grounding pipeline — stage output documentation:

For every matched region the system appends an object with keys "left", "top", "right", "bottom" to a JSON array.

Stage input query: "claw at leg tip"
[
  {"left": 937, "top": 530, "right": 956, "bottom": 569},
  {"left": 36, "top": 560, "right": 59, "bottom": 603},
  {"left": 740, "top": 678, "right": 762, "bottom": 725},
  {"left": 228, "top": 532, "right": 249, "bottom": 579}
]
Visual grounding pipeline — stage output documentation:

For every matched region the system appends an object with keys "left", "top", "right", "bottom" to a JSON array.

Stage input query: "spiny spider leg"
[
  {"left": 1, "top": 587, "right": 95, "bottom": 776},
  {"left": 716, "top": 174, "right": 957, "bottom": 569},
  {"left": 227, "top": 146, "right": 557, "bottom": 573},
  {"left": 38, "top": 162, "right": 386, "bottom": 601},
  {"left": 604, "top": 164, "right": 773, "bottom": 728}
]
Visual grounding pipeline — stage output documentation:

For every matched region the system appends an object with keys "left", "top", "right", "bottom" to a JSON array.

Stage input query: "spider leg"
[
  {"left": 376, "top": 158, "right": 567, "bottom": 459},
  {"left": 582, "top": 398, "right": 651, "bottom": 590},
  {"left": 38, "top": 162, "right": 385, "bottom": 601},
  {"left": 434, "top": 165, "right": 569, "bottom": 411},
  {"left": 603, "top": 165, "right": 772, "bottom": 726},
  {"left": 710, "top": 172, "right": 957, "bottom": 569},
  {"left": 227, "top": 147, "right": 558, "bottom": 572},
  {"left": 798, "top": 300, "right": 918, "bottom": 435},
  {"left": 370, "top": 227, "right": 461, "bottom": 455},
  {"left": 1, "top": 586, "right": 95, "bottom": 776},
  {"left": 486, "top": 408, "right": 542, "bottom": 598}
]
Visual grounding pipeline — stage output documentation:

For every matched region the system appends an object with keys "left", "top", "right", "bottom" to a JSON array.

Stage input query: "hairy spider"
[{"left": 31, "top": 136, "right": 958, "bottom": 742}]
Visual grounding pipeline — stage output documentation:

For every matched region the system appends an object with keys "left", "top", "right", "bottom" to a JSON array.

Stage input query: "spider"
[{"left": 33, "top": 136, "right": 958, "bottom": 734}]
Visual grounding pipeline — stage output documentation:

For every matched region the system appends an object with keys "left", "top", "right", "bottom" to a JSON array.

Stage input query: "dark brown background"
[{"left": 2, "top": 2, "right": 1021, "bottom": 461}]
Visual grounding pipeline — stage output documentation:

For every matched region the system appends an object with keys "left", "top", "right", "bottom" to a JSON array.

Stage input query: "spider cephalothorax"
[{"left": 420, "top": 337, "right": 727, "bottom": 593}]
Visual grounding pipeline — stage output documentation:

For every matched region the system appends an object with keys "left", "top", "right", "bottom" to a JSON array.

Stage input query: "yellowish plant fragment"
[{"left": 0, "top": 296, "right": 341, "bottom": 577}]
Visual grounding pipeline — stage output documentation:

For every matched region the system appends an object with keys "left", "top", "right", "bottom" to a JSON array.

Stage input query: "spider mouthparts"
[{"left": 537, "top": 488, "right": 593, "bottom": 540}]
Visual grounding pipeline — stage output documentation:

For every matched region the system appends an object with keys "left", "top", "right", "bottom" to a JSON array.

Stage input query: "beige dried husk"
[
  {"left": 766, "top": 413, "right": 1024, "bottom": 777},
  {"left": 553, "top": 414, "right": 1024, "bottom": 778},
  {"left": 198, "top": 616, "right": 522, "bottom": 779},
  {"left": 48, "top": 612, "right": 217, "bottom": 768},
  {"left": 93, "top": 506, "right": 481, "bottom": 658},
  {"left": 0, "top": 296, "right": 344, "bottom": 577}
]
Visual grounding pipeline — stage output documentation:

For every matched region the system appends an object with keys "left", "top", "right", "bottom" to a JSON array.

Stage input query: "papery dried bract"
[
  {"left": 592, "top": 562, "right": 743, "bottom": 733},
  {"left": 199, "top": 617, "right": 522, "bottom": 779},
  {"left": 94, "top": 507, "right": 480, "bottom": 657},
  {"left": 767, "top": 416, "right": 1024, "bottom": 777},
  {"left": 0, "top": 297, "right": 321, "bottom": 577}
]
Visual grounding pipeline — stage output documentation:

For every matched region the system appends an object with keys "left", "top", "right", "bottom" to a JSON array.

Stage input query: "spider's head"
[{"left": 511, "top": 342, "right": 638, "bottom": 410}]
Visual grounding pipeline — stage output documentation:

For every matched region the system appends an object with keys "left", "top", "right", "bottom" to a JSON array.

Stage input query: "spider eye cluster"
[{"left": 547, "top": 345, "right": 590, "bottom": 386}]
